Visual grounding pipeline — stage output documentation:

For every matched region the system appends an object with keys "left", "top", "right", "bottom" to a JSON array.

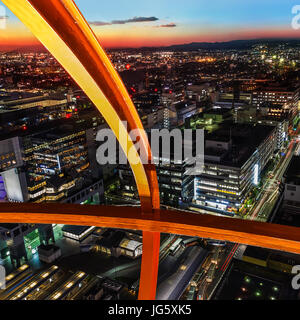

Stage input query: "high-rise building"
[
  {"left": 252, "top": 86, "right": 299, "bottom": 118},
  {"left": 193, "top": 124, "right": 277, "bottom": 215}
]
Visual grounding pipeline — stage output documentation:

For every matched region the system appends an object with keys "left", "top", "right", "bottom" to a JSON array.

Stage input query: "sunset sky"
[{"left": 0, "top": 0, "right": 300, "bottom": 50}]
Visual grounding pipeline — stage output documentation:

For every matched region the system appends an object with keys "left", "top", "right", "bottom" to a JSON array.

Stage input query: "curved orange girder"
[
  {"left": 1, "top": 203, "right": 300, "bottom": 255},
  {"left": 2, "top": 0, "right": 160, "bottom": 299}
]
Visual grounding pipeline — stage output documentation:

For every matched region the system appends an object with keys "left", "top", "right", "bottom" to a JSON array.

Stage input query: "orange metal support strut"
[
  {"left": 1, "top": 203, "right": 300, "bottom": 255},
  {"left": 2, "top": 0, "right": 160, "bottom": 300}
]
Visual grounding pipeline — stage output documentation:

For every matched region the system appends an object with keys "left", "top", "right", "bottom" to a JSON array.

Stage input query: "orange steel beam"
[
  {"left": 2, "top": 0, "right": 160, "bottom": 299},
  {"left": 1, "top": 203, "right": 300, "bottom": 255}
]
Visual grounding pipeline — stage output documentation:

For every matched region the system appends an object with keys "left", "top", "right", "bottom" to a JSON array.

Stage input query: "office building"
[
  {"left": 193, "top": 124, "right": 277, "bottom": 215},
  {"left": 252, "top": 85, "right": 299, "bottom": 117}
]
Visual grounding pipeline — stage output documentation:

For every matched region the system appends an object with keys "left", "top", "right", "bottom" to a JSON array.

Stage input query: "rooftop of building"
[
  {"left": 96, "top": 229, "right": 126, "bottom": 249},
  {"left": 244, "top": 243, "right": 300, "bottom": 266},
  {"left": 38, "top": 244, "right": 60, "bottom": 253},
  {"left": 0, "top": 118, "right": 69, "bottom": 141},
  {"left": 0, "top": 223, "right": 19, "bottom": 231},
  {"left": 119, "top": 238, "right": 142, "bottom": 251},
  {"left": 0, "top": 91, "right": 66, "bottom": 108},
  {"left": 0, "top": 90, "right": 43, "bottom": 102},
  {"left": 174, "top": 101, "right": 196, "bottom": 111},
  {"left": 214, "top": 101, "right": 245, "bottom": 107},
  {"left": 206, "top": 133, "right": 232, "bottom": 143},
  {"left": 284, "top": 156, "right": 300, "bottom": 185},
  {"left": 46, "top": 174, "right": 75, "bottom": 189},
  {"left": 62, "top": 225, "right": 91, "bottom": 236},
  {"left": 32, "top": 124, "right": 86, "bottom": 141},
  {"left": 204, "top": 122, "right": 275, "bottom": 168},
  {"left": 273, "top": 201, "right": 300, "bottom": 228},
  {"left": 0, "top": 116, "right": 92, "bottom": 142},
  {"left": 243, "top": 246, "right": 270, "bottom": 261},
  {"left": 213, "top": 259, "right": 292, "bottom": 300},
  {"left": 253, "top": 84, "right": 299, "bottom": 93},
  {"left": 204, "top": 108, "right": 232, "bottom": 116}
]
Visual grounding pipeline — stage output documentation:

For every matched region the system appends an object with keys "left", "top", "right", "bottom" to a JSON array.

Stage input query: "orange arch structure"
[{"left": 2, "top": 0, "right": 160, "bottom": 300}]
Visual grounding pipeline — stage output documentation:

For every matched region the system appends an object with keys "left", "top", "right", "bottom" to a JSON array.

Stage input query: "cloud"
[
  {"left": 155, "top": 22, "right": 177, "bottom": 28},
  {"left": 89, "top": 16, "right": 159, "bottom": 26},
  {"left": 88, "top": 21, "right": 111, "bottom": 26},
  {"left": 112, "top": 16, "right": 159, "bottom": 24}
]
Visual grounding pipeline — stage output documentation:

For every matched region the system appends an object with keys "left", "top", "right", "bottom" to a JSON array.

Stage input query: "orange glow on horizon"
[{"left": 1, "top": 23, "right": 300, "bottom": 51}]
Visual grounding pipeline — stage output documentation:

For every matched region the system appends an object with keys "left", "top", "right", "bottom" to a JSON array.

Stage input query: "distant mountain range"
[
  {"left": 4, "top": 38, "right": 300, "bottom": 53},
  {"left": 136, "top": 38, "right": 300, "bottom": 51}
]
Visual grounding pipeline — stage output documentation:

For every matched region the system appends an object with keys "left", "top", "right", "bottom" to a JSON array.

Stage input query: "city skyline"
[
  {"left": 0, "top": 0, "right": 299, "bottom": 304},
  {"left": 1, "top": 0, "right": 300, "bottom": 50}
]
